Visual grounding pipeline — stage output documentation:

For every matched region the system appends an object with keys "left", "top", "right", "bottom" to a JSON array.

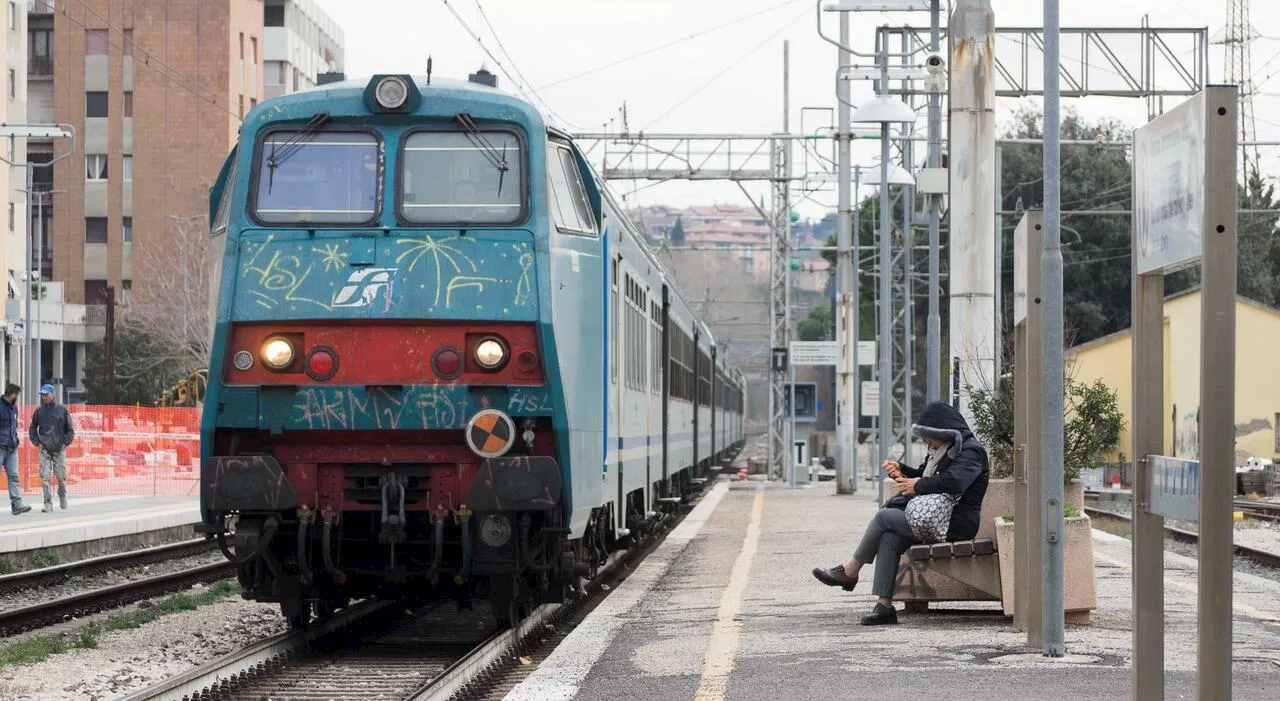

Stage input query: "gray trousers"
[{"left": 853, "top": 507, "right": 919, "bottom": 599}]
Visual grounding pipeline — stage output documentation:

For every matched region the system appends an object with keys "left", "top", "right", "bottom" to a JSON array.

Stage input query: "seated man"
[{"left": 811, "top": 401, "right": 990, "bottom": 625}]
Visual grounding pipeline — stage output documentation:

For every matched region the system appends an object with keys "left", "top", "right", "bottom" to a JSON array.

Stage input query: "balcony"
[
  {"left": 28, "top": 0, "right": 55, "bottom": 14},
  {"left": 4, "top": 281, "right": 107, "bottom": 344},
  {"left": 28, "top": 55, "right": 51, "bottom": 77}
]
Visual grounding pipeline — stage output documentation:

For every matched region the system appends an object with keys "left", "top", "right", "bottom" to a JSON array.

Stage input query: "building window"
[
  {"left": 238, "top": 95, "right": 244, "bottom": 118},
  {"left": 84, "top": 279, "right": 108, "bottom": 304},
  {"left": 123, "top": 28, "right": 133, "bottom": 56},
  {"left": 251, "top": 36, "right": 257, "bottom": 64},
  {"left": 265, "top": 4, "right": 285, "bottom": 27},
  {"left": 122, "top": 155, "right": 132, "bottom": 181},
  {"left": 265, "top": 60, "right": 286, "bottom": 86},
  {"left": 86, "top": 91, "right": 108, "bottom": 118},
  {"left": 121, "top": 279, "right": 132, "bottom": 306},
  {"left": 86, "top": 154, "right": 108, "bottom": 181},
  {"left": 29, "top": 28, "right": 51, "bottom": 75},
  {"left": 123, "top": 217, "right": 132, "bottom": 243},
  {"left": 85, "top": 29, "right": 109, "bottom": 56},
  {"left": 239, "top": 32, "right": 244, "bottom": 60},
  {"left": 249, "top": 97, "right": 257, "bottom": 110},
  {"left": 8, "top": 2, "right": 15, "bottom": 32},
  {"left": 7, "top": 202, "right": 12, "bottom": 231},
  {"left": 7, "top": 69, "right": 13, "bottom": 99},
  {"left": 85, "top": 218, "right": 108, "bottom": 244},
  {"left": 123, "top": 91, "right": 133, "bottom": 118}
]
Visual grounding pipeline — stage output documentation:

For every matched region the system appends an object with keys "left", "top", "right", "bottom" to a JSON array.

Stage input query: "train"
[{"left": 195, "top": 69, "right": 747, "bottom": 628}]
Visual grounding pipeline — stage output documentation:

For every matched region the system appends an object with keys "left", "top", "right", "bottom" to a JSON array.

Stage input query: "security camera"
[
  {"left": 924, "top": 52, "right": 946, "bottom": 74},
  {"left": 923, "top": 52, "right": 947, "bottom": 93}
]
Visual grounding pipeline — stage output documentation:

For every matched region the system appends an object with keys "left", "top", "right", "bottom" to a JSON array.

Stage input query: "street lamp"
[{"left": 852, "top": 92, "right": 915, "bottom": 504}]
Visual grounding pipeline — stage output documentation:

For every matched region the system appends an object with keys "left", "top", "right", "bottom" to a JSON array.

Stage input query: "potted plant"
[{"left": 969, "top": 370, "right": 1125, "bottom": 622}]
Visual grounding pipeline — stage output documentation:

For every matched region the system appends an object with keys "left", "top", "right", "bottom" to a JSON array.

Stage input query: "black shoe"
[
  {"left": 812, "top": 564, "right": 859, "bottom": 591},
  {"left": 11, "top": 505, "right": 30, "bottom": 515},
  {"left": 860, "top": 602, "right": 899, "bottom": 626}
]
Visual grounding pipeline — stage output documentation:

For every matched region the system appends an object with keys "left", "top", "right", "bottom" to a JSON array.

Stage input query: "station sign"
[
  {"left": 789, "top": 341, "right": 838, "bottom": 366},
  {"left": 860, "top": 381, "right": 879, "bottom": 416},
  {"left": 1147, "top": 454, "right": 1200, "bottom": 523},
  {"left": 1133, "top": 91, "right": 1206, "bottom": 274}
]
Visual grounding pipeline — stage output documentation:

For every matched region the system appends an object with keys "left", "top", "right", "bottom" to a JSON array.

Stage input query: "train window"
[
  {"left": 547, "top": 143, "right": 596, "bottom": 236},
  {"left": 254, "top": 131, "right": 379, "bottom": 225},
  {"left": 211, "top": 150, "right": 238, "bottom": 237},
  {"left": 401, "top": 130, "right": 524, "bottom": 225}
]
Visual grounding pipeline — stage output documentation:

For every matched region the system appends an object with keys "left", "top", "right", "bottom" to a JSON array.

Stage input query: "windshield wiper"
[
  {"left": 266, "top": 112, "right": 332, "bottom": 193},
  {"left": 454, "top": 112, "right": 509, "bottom": 197}
]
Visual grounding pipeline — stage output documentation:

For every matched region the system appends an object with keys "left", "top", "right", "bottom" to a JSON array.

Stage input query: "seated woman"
[{"left": 811, "top": 401, "right": 989, "bottom": 625}]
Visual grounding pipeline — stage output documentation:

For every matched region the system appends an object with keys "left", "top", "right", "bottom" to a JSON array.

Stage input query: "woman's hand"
[
  {"left": 882, "top": 459, "right": 902, "bottom": 480},
  {"left": 896, "top": 476, "right": 919, "bottom": 496}
]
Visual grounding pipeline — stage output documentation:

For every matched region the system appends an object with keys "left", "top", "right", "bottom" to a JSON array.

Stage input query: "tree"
[
  {"left": 82, "top": 317, "right": 190, "bottom": 405},
  {"left": 796, "top": 304, "right": 832, "bottom": 341},
  {"left": 128, "top": 214, "right": 213, "bottom": 375},
  {"left": 669, "top": 215, "right": 685, "bottom": 246},
  {"left": 1237, "top": 167, "right": 1280, "bottom": 306}
]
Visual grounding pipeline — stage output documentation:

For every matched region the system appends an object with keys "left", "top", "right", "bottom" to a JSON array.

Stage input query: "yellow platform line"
[{"left": 694, "top": 487, "right": 765, "bottom": 701}]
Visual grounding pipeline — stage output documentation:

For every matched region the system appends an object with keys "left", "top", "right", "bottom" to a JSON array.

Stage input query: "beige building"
[
  {"left": 1066, "top": 288, "right": 1280, "bottom": 466},
  {"left": 263, "top": 0, "right": 343, "bottom": 99}
]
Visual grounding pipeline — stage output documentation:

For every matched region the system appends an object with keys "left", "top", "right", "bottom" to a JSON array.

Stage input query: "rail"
[
  {"left": 1084, "top": 507, "right": 1280, "bottom": 570},
  {"left": 0, "top": 538, "right": 216, "bottom": 596}
]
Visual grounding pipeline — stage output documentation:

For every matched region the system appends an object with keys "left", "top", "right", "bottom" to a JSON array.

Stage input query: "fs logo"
[{"left": 332, "top": 267, "right": 398, "bottom": 308}]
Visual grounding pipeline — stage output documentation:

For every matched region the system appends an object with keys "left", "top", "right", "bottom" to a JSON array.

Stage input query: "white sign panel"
[
  {"left": 1147, "top": 454, "right": 1200, "bottom": 523},
  {"left": 789, "top": 341, "right": 838, "bottom": 366},
  {"left": 860, "top": 381, "right": 879, "bottom": 416},
  {"left": 1134, "top": 91, "right": 1206, "bottom": 274},
  {"left": 857, "top": 341, "right": 875, "bottom": 366}
]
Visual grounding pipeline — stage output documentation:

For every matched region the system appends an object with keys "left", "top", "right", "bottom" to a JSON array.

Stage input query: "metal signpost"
[
  {"left": 789, "top": 341, "right": 838, "bottom": 486},
  {"left": 1012, "top": 209, "right": 1044, "bottom": 643},
  {"left": 1130, "top": 85, "right": 1236, "bottom": 701}
]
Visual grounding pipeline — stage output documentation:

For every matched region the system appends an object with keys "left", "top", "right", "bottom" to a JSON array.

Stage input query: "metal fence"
[{"left": 11, "top": 405, "right": 200, "bottom": 499}]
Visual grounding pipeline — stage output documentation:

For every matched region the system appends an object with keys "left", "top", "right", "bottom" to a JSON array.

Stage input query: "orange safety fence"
[{"left": 6, "top": 405, "right": 201, "bottom": 499}]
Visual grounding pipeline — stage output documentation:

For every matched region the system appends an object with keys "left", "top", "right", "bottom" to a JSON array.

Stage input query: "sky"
[{"left": 317, "top": 0, "right": 1280, "bottom": 221}]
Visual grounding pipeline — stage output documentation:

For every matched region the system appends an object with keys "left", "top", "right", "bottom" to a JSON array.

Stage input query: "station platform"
[
  {"left": 0, "top": 495, "right": 199, "bottom": 565},
  {"left": 506, "top": 477, "right": 1280, "bottom": 700}
]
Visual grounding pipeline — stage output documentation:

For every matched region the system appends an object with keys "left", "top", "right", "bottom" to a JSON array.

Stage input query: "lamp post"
[{"left": 852, "top": 89, "right": 915, "bottom": 505}]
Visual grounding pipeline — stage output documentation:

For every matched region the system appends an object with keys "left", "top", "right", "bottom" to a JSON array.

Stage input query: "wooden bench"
[{"left": 892, "top": 537, "right": 1003, "bottom": 612}]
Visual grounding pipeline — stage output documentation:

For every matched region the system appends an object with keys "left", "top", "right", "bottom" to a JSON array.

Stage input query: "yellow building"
[{"left": 1066, "top": 288, "right": 1280, "bottom": 466}]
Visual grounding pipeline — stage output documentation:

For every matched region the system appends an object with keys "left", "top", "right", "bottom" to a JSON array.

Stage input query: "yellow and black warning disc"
[{"left": 465, "top": 409, "right": 517, "bottom": 458}]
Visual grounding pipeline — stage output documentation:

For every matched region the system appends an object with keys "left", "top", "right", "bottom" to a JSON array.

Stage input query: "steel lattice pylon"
[{"left": 768, "top": 135, "right": 791, "bottom": 480}]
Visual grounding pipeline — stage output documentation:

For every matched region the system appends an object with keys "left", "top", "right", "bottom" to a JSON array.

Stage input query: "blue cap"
[{"left": 38, "top": 384, "right": 54, "bottom": 395}]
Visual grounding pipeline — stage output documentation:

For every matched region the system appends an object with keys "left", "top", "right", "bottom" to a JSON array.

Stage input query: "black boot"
[{"left": 860, "top": 602, "right": 899, "bottom": 626}]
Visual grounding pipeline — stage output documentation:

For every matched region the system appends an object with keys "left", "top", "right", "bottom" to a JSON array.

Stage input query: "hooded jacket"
[{"left": 885, "top": 401, "right": 990, "bottom": 541}]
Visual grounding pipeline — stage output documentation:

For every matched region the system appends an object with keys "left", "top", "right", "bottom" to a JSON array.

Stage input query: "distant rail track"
[
  {"left": 0, "top": 539, "right": 233, "bottom": 636},
  {"left": 1084, "top": 506, "right": 1280, "bottom": 570}
]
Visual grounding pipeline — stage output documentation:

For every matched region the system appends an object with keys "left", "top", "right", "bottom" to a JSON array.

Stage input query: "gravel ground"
[
  {"left": 0, "top": 595, "right": 284, "bottom": 700},
  {"left": 1087, "top": 500, "right": 1280, "bottom": 583},
  {"left": 0, "top": 551, "right": 228, "bottom": 614}
]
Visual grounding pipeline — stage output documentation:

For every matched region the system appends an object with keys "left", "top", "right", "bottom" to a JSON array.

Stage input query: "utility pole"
[
  {"left": 926, "top": 0, "right": 942, "bottom": 403},
  {"left": 834, "top": 10, "right": 856, "bottom": 494},
  {"left": 948, "top": 0, "right": 996, "bottom": 426}
]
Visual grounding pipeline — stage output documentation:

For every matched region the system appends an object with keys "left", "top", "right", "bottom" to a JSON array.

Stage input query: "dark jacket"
[
  {"left": 30, "top": 402, "right": 74, "bottom": 453},
  {"left": 0, "top": 397, "right": 18, "bottom": 451},
  {"left": 885, "top": 401, "right": 990, "bottom": 541}
]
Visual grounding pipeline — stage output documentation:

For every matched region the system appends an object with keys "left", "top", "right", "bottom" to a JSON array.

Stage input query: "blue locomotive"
[{"left": 196, "top": 70, "right": 746, "bottom": 627}]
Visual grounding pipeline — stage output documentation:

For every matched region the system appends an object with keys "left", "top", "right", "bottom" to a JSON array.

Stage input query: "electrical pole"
[
  {"left": 834, "top": 10, "right": 856, "bottom": 494},
  {"left": 926, "top": 0, "right": 942, "bottom": 404}
]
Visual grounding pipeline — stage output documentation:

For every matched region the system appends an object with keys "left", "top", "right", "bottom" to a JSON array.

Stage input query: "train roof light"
[{"left": 363, "top": 74, "right": 421, "bottom": 113}]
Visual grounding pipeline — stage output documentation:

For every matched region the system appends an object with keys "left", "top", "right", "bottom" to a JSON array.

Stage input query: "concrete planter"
[{"left": 994, "top": 515, "right": 1097, "bottom": 622}]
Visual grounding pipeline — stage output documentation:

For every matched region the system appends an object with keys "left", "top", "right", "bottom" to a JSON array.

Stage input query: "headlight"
[
  {"left": 475, "top": 338, "right": 507, "bottom": 369},
  {"left": 260, "top": 337, "right": 295, "bottom": 370},
  {"left": 374, "top": 76, "right": 408, "bottom": 110}
]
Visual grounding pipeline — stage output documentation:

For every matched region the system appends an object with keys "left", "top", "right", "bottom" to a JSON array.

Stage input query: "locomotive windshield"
[
  {"left": 253, "top": 131, "right": 379, "bottom": 224},
  {"left": 399, "top": 131, "right": 524, "bottom": 225}
]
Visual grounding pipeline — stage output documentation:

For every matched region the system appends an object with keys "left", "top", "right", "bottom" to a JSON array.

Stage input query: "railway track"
[
  {"left": 0, "top": 559, "right": 235, "bottom": 636},
  {"left": 120, "top": 480, "right": 717, "bottom": 701},
  {"left": 1084, "top": 506, "right": 1280, "bottom": 569},
  {"left": 0, "top": 537, "right": 217, "bottom": 596}
]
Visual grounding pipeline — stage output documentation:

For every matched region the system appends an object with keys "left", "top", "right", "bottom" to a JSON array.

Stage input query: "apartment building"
[
  {"left": 263, "top": 0, "right": 343, "bottom": 99},
  {"left": 22, "top": 0, "right": 263, "bottom": 399}
]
